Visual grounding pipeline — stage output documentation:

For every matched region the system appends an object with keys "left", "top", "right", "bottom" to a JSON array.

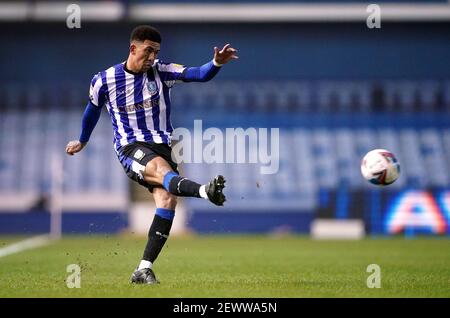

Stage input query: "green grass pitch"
[{"left": 0, "top": 235, "right": 449, "bottom": 297}]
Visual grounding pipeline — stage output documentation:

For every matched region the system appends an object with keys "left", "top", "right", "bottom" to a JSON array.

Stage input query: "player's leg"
[
  {"left": 121, "top": 142, "right": 225, "bottom": 283},
  {"left": 131, "top": 188, "right": 177, "bottom": 285},
  {"left": 142, "top": 156, "right": 226, "bottom": 206},
  {"left": 118, "top": 141, "right": 225, "bottom": 205}
]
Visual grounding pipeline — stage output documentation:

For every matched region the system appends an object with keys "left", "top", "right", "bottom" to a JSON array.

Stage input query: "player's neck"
[{"left": 125, "top": 57, "right": 142, "bottom": 74}]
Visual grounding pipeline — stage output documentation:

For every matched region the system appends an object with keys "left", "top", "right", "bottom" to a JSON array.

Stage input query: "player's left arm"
[
  {"left": 66, "top": 73, "right": 105, "bottom": 156},
  {"left": 66, "top": 101, "right": 102, "bottom": 155},
  {"left": 181, "top": 44, "right": 238, "bottom": 82}
]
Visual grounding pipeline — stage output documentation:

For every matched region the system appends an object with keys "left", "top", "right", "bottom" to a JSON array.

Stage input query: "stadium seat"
[{"left": 2, "top": 80, "right": 450, "bottom": 212}]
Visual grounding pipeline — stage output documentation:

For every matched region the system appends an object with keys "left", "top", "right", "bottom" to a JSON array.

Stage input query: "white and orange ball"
[{"left": 361, "top": 149, "right": 400, "bottom": 186}]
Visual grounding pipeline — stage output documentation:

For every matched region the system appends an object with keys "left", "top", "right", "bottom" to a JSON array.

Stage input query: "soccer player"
[{"left": 65, "top": 25, "right": 238, "bottom": 284}]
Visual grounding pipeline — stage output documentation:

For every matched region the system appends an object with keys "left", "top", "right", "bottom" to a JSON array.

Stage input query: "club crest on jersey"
[
  {"left": 147, "top": 81, "right": 158, "bottom": 95},
  {"left": 134, "top": 149, "right": 145, "bottom": 161}
]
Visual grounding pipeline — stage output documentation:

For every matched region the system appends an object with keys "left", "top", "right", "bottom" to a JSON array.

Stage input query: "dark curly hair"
[{"left": 130, "top": 25, "right": 162, "bottom": 43}]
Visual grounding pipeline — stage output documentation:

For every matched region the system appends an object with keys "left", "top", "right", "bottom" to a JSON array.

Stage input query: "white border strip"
[
  {"left": 0, "top": 1, "right": 124, "bottom": 22},
  {"left": 34, "top": 1, "right": 124, "bottom": 21},
  {"left": 1, "top": 2, "right": 449, "bottom": 22},
  {"left": 0, "top": 2, "right": 28, "bottom": 21},
  {"left": 0, "top": 193, "right": 128, "bottom": 212},
  {"left": 130, "top": 4, "right": 450, "bottom": 22},
  {"left": 0, "top": 235, "right": 52, "bottom": 258},
  {"left": 0, "top": 193, "right": 40, "bottom": 211}
]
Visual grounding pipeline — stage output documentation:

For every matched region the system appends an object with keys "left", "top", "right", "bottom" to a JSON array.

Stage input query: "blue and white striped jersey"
[{"left": 89, "top": 60, "right": 186, "bottom": 152}]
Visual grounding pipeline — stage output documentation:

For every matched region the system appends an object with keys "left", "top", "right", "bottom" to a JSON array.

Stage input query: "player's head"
[{"left": 129, "top": 25, "right": 162, "bottom": 73}]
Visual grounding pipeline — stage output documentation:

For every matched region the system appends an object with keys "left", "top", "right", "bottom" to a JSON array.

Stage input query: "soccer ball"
[{"left": 361, "top": 149, "right": 400, "bottom": 186}]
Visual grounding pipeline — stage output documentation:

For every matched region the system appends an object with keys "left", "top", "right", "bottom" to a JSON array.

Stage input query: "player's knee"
[
  {"left": 143, "top": 158, "right": 172, "bottom": 184},
  {"left": 142, "top": 169, "right": 156, "bottom": 183}
]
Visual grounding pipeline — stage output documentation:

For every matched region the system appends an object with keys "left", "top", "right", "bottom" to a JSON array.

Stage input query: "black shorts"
[{"left": 117, "top": 141, "right": 179, "bottom": 192}]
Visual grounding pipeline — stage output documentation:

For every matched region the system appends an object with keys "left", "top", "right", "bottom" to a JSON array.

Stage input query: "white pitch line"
[{"left": 0, "top": 235, "right": 53, "bottom": 258}]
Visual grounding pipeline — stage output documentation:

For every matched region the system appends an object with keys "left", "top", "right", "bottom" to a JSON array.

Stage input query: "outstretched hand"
[{"left": 213, "top": 44, "right": 238, "bottom": 65}]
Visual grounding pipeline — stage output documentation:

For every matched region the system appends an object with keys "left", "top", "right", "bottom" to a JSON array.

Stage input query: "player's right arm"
[
  {"left": 181, "top": 44, "right": 238, "bottom": 82},
  {"left": 66, "top": 73, "right": 104, "bottom": 156}
]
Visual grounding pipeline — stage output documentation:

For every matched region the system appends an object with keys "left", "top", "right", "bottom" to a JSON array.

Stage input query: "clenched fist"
[{"left": 65, "top": 140, "right": 86, "bottom": 156}]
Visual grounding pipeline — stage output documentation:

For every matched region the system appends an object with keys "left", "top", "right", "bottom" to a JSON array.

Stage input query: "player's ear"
[{"left": 130, "top": 43, "right": 137, "bottom": 55}]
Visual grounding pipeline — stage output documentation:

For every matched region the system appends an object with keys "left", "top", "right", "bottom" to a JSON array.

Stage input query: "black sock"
[
  {"left": 142, "top": 214, "right": 173, "bottom": 263},
  {"left": 163, "top": 172, "right": 201, "bottom": 197}
]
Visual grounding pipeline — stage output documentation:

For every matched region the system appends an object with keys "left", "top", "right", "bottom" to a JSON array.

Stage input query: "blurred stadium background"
[
  {"left": 0, "top": 1, "right": 449, "bottom": 246},
  {"left": 0, "top": 0, "right": 449, "bottom": 299}
]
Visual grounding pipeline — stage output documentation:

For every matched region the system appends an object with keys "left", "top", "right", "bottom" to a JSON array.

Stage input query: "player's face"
[{"left": 134, "top": 40, "right": 160, "bottom": 72}]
